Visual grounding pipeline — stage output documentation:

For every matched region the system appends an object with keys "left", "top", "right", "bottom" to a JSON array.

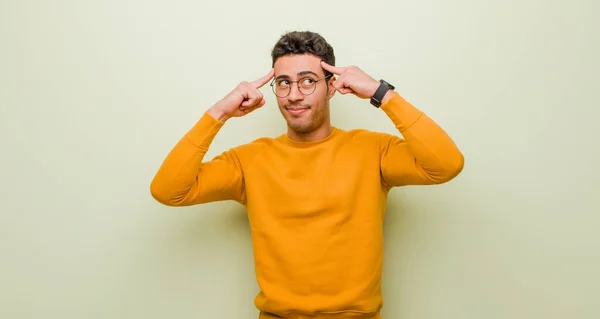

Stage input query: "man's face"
[{"left": 272, "top": 54, "right": 336, "bottom": 134}]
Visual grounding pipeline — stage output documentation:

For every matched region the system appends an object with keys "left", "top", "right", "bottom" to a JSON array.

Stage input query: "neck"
[{"left": 287, "top": 122, "right": 333, "bottom": 142}]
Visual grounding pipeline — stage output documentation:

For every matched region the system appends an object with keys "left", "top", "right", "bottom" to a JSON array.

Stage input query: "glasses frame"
[{"left": 270, "top": 74, "right": 332, "bottom": 98}]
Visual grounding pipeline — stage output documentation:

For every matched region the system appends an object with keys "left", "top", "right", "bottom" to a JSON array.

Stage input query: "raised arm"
[
  {"left": 150, "top": 112, "right": 246, "bottom": 206},
  {"left": 377, "top": 93, "right": 464, "bottom": 187},
  {"left": 150, "top": 69, "right": 275, "bottom": 206},
  {"left": 320, "top": 61, "right": 464, "bottom": 188}
]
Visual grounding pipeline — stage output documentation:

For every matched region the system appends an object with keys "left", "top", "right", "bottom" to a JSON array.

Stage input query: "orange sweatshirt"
[{"left": 150, "top": 92, "right": 464, "bottom": 318}]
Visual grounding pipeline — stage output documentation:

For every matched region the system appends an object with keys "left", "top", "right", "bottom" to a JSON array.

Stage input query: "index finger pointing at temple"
[
  {"left": 251, "top": 69, "right": 275, "bottom": 88},
  {"left": 321, "top": 61, "right": 346, "bottom": 75}
]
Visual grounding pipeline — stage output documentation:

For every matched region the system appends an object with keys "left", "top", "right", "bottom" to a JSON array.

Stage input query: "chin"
[
  {"left": 290, "top": 126, "right": 314, "bottom": 134},
  {"left": 287, "top": 122, "right": 308, "bottom": 132},
  {"left": 288, "top": 119, "right": 321, "bottom": 134}
]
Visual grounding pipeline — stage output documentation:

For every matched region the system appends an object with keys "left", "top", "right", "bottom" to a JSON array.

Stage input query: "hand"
[
  {"left": 320, "top": 61, "right": 382, "bottom": 99},
  {"left": 208, "top": 69, "right": 275, "bottom": 121}
]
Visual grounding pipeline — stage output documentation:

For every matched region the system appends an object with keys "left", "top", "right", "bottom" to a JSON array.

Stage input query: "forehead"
[{"left": 273, "top": 54, "right": 324, "bottom": 78}]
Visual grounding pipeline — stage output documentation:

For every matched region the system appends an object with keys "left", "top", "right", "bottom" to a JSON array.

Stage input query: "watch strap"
[{"left": 370, "top": 80, "right": 395, "bottom": 107}]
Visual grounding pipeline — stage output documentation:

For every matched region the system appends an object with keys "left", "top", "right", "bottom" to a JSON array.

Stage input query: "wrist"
[
  {"left": 370, "top": 79, "right": 395, "bottom": 107},
  {"left": 381, "top": 89, "right": 394, "bottom": 104},
  {"left": 207, "top": 105, "right": 230, "bottom": 122}
]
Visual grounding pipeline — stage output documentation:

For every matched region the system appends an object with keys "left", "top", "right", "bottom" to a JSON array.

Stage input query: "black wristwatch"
[{"left": 370, "top": 80, "right": 395, "bottom": 107}]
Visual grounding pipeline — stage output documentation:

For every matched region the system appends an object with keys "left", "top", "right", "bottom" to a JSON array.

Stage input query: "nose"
[{"left": 287, "top": 84, "right": 304, "bottom": 102}]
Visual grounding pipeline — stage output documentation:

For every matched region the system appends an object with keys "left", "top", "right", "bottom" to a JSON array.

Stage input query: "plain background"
[{"left": 1, "top": 0, "right": 598, "bottom": 318}]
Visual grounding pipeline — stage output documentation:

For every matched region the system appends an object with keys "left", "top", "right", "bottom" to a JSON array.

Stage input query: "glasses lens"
[
  {"left": 273, "top": 85, "right": 290, "bottom": 97},
  {"left": 299, "top": 78, "right": 317, "bottom": 95},
  {"left": 271, "top": 77, "right": 319, "bottom": 97},
  {"left": 272, "top": 79, "right": 290, "bottom": 97}
]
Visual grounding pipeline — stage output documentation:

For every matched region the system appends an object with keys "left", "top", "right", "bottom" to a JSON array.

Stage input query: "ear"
[{"left": 327, "top": 76, "right": 337, "bottom": 99}]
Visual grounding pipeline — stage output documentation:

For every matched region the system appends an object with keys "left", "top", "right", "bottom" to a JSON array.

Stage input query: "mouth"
[{"left": 286, "top": 106, "right": 310, "bottom": 115}]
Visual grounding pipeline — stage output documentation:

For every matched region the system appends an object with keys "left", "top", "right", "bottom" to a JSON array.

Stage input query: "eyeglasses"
[{"left": 270, "top": 74, "right": 332, "bottom": 98}]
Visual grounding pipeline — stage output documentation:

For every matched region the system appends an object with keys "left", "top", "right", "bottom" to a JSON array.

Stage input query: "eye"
[
  {"left": 277, "top": 79, "right": 290, "bottom": 87},
  {"left": 301, "top": 78, "right": 315, "bottom": 88}
]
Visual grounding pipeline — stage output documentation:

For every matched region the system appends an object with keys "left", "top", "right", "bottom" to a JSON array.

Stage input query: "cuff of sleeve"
[
  {"left": 379, "top": 92, "right": 424, "bottom": 132},
  {"left": 185, "top": 111, "right": 225, "bottom": 149}
]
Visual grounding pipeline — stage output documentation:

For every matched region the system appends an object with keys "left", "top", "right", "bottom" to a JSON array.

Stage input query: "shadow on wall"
[
  {"left": 168, "top": 203, "right": 258, "bottom": 317},
  {"left": 120, "top": 193, "right": 419, "bottom": 318},
  {"left": 379, "top": 185, "right": 470, "bottom": 318},
  {"left": 381, "top": 191, "right": 410, "bottom": 317},
  {"left": 115, "top": 202, "right": 259, "bottom": 318}
]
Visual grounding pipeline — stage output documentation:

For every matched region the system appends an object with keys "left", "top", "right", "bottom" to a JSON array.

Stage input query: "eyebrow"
[{"left": 275, "top": 70, "right": 320, "bottom": 80}]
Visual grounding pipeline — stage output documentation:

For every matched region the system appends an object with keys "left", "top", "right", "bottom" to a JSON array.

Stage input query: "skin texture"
[{"left": 272, "top": 54, "right": 337, "bottom": 142}]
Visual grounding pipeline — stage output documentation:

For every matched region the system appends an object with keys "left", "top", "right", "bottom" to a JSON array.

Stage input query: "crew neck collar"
[{"left": 279, "top": 127, "right": 340, "bottom": 148}]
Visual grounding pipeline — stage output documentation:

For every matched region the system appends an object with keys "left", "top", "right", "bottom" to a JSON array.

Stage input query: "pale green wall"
[{"left": 1, "top": 0, "right": 598, "bottom": 318}]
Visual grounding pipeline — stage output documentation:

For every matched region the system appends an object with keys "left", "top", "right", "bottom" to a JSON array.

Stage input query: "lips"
[{"left": 286, "top": 106, "right": 310, "bottom": 115}]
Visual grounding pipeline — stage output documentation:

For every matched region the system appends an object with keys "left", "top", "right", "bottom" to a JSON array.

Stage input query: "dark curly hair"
[{"left": 271, "top": 31, "right": 335, "bottom": 77}]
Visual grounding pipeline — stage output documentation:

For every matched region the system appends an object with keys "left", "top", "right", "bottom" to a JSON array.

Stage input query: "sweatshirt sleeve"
[
  {"left": 378, "top": 92, "right": 464, "bottom": 188},
  {"left": 150, "top": 112, "right": 246, "bottom": 206}
]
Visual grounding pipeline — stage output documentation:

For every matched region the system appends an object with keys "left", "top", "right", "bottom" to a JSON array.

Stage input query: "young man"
[{"left": 150, "top": 31, "right": 464, "bottom": 318}]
